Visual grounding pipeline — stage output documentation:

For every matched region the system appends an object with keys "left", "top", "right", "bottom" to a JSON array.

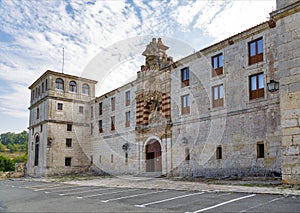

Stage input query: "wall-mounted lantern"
[
  {"left": 267, "top": 80, "right": 279, "bottom": 92},
  {"left": 122, "top": 143, "right": 129, "bottom": 151},
  {"left": 182, "top": 137, "right": 188, "bottom": 144}
]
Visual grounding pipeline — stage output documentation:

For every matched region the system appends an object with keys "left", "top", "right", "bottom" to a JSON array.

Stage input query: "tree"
[{"left": 0, "top": 142, "right": 7, "bottom": 152}]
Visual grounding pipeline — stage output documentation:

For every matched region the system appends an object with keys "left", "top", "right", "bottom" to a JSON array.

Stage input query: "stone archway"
[{"left": 145, "top": 140, "right": 162, "bottom": 172}]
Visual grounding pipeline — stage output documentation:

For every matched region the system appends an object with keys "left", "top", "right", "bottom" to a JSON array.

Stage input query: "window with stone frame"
[
  {"left": 248, "top": 37, "right": 263, "bottom": 65},
  {"left": 69, "top": 81, "right": 77, "bottom": 93},
  {"left": 57, "top": 103, "right": 63, "bottom": 110},
  {"left": 185, "top": 148, "right": 190, "bottom": 161},
  {"left": 257, "top": 142, "right": 264, "bottom": 158},
  {"left": 125, "top": 111, "right": 130, "bottom": 127},
  {"left": 125, "top": 91, "right": 130, "bottom": 106},
  {"left": 249, "top": 73, "right": 264, "bottom": 100},
  {"left": 99, "top": 120, "right": 103, "bottom": 133},
  {"left": 55, "top": 78, "right": 64, "bottom": 91},
  {"left": 212, "top": 53, "right": 223, "bottom": 76},
  {"left": 111, "top": 97, "right": 115, "bottom": 111},
  {"left": 181, "top": 94, "right": 190, "bottom": 115},
  {"left": 82, "top": 83, "right": 89, "bottom": 95},
  {"left": 67, "top": 124, "right": 72, "bottom": 131},
  {"left": 36, "top": 108, "right": 39, "bottom": 119},
  {"left": 212, "top": 84, "right": 224, "bottom": 108},
  {"left": 99, "top": 102, "right": 103, "bottom": 115},
  {"left": 65, "top": 157, "right": 71, "bottom": 166},
  {"left": 216, "top": 146, "right": 222, "bottom": 159},
  {"left": 111, "top": 116, "right": 115, "bottom": 131},
  {"left": 181, "top": 67, "right": 190, "bottom": 87},
  {"left": 66, "top": 138, "right": 72, "bottom": 147}
]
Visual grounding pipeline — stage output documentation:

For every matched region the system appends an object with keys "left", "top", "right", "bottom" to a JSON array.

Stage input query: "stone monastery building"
[{"left": 27, "top": 0, "right": 300, "bottom": 184}]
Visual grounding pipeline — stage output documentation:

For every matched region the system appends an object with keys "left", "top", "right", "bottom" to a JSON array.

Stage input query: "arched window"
[
  {"left": 34, "top": 135, "right": 39, "bottom": 166},
  {"left": 82, "top": 84, "right": 89, "bottom": 95},
  {"left": 69, "top": 81, "right": 77, "bottom": 92},
  {"left": 56, "top": 78, "right": 64, "bottom": 90}
]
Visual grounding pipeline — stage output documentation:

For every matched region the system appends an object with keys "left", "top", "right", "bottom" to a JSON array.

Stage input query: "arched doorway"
[{"left": 145, "top": 140, "right": 162, "bottom": 172}]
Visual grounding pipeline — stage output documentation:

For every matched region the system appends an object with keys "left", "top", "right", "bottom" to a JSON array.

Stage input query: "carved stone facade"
[{"left": 27, "top": 1, "right": 300, "bottom": 184}]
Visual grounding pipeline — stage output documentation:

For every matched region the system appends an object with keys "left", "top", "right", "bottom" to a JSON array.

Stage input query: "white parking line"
[
  {"left": 239, "top": 196, "right": 285, "bottom": 212},
  {"left": 186, "top": 194, "right": 256, "bottom": 213},
  {"left": 77, "top": 189, "right": 139, "bottom": 199},
  {"left": 45, "top": 186, "right": 89, "bottom": 194},
  {"left": 101, "top": 190, "right": 168, "bottom": 203},
  {"left": 60, "top": 187, "right": 112, "bottom": 196},
  {"left": 135, "top": 191, "right": 205, "bottom": 208},
  {"left": 32, "top": 184, "right": 68, "bottom": 191}
]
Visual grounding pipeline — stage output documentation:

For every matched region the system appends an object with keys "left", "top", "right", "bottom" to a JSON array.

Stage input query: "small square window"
[
  {"left": 66, "top": 138, "right": 72, "bottom": 147},
  {"left": 65, "top": 157, "right": 71, "bottom": 166},
  {"left": 58, "top": 103, "right": 63, "bottom": 110},
  {"left": 67, "top": 124, "right": 72, "bottom": 131},
  {"left": 257, "top": 142, "right": 264, "bottom": 158},
  {"left": 216, "top": 146, "right": 222, "bottom": 159},
  {"left": 79, "top": 106, "right": 83, "bottom": 113}
]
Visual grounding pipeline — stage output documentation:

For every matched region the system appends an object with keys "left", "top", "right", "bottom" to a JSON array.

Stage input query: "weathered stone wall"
[{"left": 273, "top": 4, "right": 300, "bottom": 184}]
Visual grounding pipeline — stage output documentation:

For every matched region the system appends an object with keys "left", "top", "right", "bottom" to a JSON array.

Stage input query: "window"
[
  {"left": 125, "top": 91, "right": 130, "bottom": 106},
  {"left": 212, "top": 53, "right": 223, "bottom": 76},
  {"left": 45, "top": 79, "right": 48, "bottom": 91},
  {"left": 249, "top": 38, "right": 263, "bottom": 65},
  {"left": 69, "top": 81, "right": 77, "bottom": 92},
  {"left": 111, "top": 97, "right": 115, "bottom": 111},
  {"left": 91, "top": 123, "right": 93, "bottom": 135},
  {"left": 181, "top": 94, "right": 190, "bottom": 115},
  {"left": 212, "top": 84, "right": 224, "bottom": 108},
  {"left": 181, "top": 67, "right": 189, "bottom": 87},
  {"left": 111, "top": 154, "right": 114, "bottom": 163},
  {"left": 67, "top": 124, "right": 72, "bottom": 131},
  {"left": 66, "top": 138, "right": 72, "bottom": 147},
  {"left": 99, "top": 155, "right": 101, "bottom": 163},
  {"left": 185, "top": 148, "right": 190, "bottom": 161},
  {"left": 91, "top": 106, "right": 93, "bottom": 118},
  {"left": 125, "top": 111, "right": 130, "bottom": 127},
  {"left": 111, "top": 116, "right": 115, "bottom": 131},
  {"left": 34, "top": 136, "right": 39, "bottom": 166},
  {"left": 38, "top": 86, "right": 40, "bottom": 96},
  {"left": 57, "top": 103, "right": 63, "bottom": 110},
  {"left": 99, "top": 120, "right": 103, "bottom": 133},
  {"left": 249, "top": 73, "right": 264, "bottom": 100},
  {"left": 257, "top": 142, "right": 264, "bottom": 158},
  {"left": 42, "top": 82, "right": 44, "bottom": 93},
  {"left": 125, "top": 152, "right": 128, "bottom": 165},
  {"left": 99, "top": 102, "right": 103, "bottom": 115},
  {"left": 40, "top": 124, "right": 43, "bottom": 132},
  {"left": 82, "top": 84, "right": 89, "bottom": 95},
  {"left": 37, "top": 108, "right": 39, "bottom": 119},
  {"left": 79, "top": 106, "right": 83, "bottom": 113},
  {"left": 35, "top": 88, "right": 37, "bottom": 98},
  {"left": 216, "top": 146, "right": 222, "bottom": 159},
  {"left": 32, "top": 91, "right": 35, "bottom": 100},
  {"left": 65, "top": 157, "right": 71, "bottom": 166},
  {"left": 55, "top": 78, "right": 64, "bottom": 91}
]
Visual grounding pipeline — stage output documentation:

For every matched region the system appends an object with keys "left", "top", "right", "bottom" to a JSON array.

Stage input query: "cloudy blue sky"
[{"left": 0, "top": 0, "right": 276, "bottom": 134}]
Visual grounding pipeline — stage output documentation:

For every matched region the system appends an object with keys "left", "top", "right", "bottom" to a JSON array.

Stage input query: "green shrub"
[{"left": 0, "top": 155, "right": 15, "bottom": 172}]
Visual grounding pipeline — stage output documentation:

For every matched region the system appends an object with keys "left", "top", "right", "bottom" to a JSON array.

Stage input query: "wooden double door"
[{"left": 145, "top": 140, "right": 162, "bottom": 172}]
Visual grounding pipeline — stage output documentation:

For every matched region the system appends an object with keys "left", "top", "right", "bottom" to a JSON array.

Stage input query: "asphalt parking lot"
[{"left": 0, "top": 179, "right": 299, "bottom": 212}]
